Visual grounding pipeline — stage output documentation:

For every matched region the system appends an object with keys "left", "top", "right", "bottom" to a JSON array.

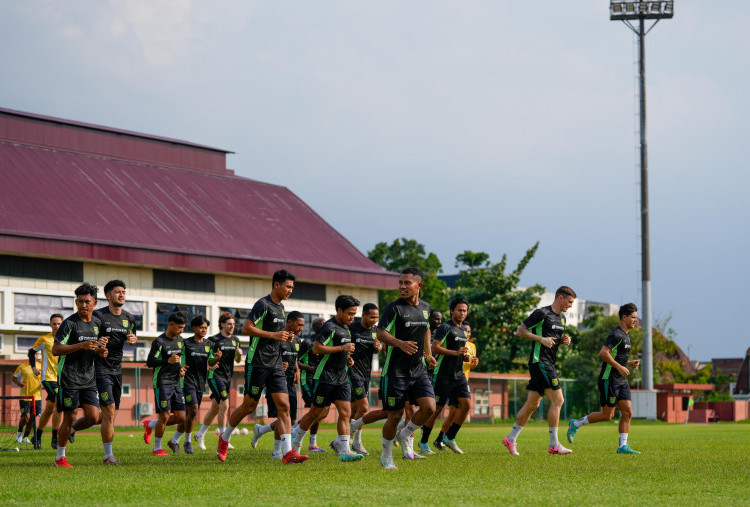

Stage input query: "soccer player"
[
  {"left": 420, "top": 297, "right": 472, "bottom": 455},
  {"left": 51, "top": 282, "right": 109, "bottom": 468},
  {"left": 180, "top": 315, "right": 213, "bottom": 453},
  {"left": 93, "top": 279, "right": 138, "bottom": 465},
  {"left": 252, "top": 311, "right": 305, "bottom": 458},
  {"left": 348, "top": 303, "right": 381, "bottom": 455},
  {"left": 292, "top": 296, "right": 363, "bottom": 462},
  {"left": 12, "top": 355, "right": 41, "bottom": 446},
  {"left": 217, "top": 269, "right": 307, "bottom": 464},
  {"left": 376, "top": 267, "right": 436, "bottom": 470},
  {"left": 567, "top": 303, "right": 641, "bottom": 454},
  {"left": 145, "top": 312, "right": 188, "bottom": 456},
  {"left": 28, "top": 313, "right": 63, "bottom": 449},
  {"left": 194, "top": 312, "right": 241, "bottom": 451},
  {"left": 503, "top": 286, "right": 576, "bottom": 456},
  {"left": 296, "top": 317, "right": 328, "bottom": 452}
]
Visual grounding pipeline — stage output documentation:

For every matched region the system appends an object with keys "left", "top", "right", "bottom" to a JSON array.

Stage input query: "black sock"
[
  {"left": 17, "top": 423, "right": 24, "bottom": 433},
  {"left": 446, "top": 423, "right": 461, "bottom": 440},
  {"left": 420, "top": 426, "right": 432, "bottom": 444},
  {"left": 23, "top": 429, "right": 31, "bottom": 438},
  {"left": 52, "top": 429, "right": 58, "bottom": 440},
  {"left": 436, "top": 431, "right": 445, "bottom": 443},
  {"left": 37, "top": 428, "right": 43, "bottom": 437}
]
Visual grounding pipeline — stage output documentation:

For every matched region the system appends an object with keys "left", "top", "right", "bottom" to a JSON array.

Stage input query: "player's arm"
[
  {"left": 312, "top": 332, "right": 354, "bottom": 355},
  {"left": 52, "top": 339, "right": 99, "bottom": 356},
  {"left": 146, "top": 340, "right": 168, "bottom": 368},
  {"left": 599, "top": 346, "right": 629, "bottom": 376},
  {"left": 27, "top": 348, "right": 37, "bottom": 370},
  {"left": 376, "top": 328, "right": 418, "bottom": 355},
  {"left": 515, "top": 321, "right": 555, "bottom": 348},
  {"left": 242, "top": 319, "right": 292, "bottom": 342},
  {"left": 423, "top": 327, "right": 436, "bottom": 368},
  {"left": 12, "top": 368, "right": 24, "bottom": 388},
  {"left": 208, "top": 344, "right": 222, "bottom": 366},
  {"left": 297, "top": 360, "right": 315, "bottom": 373}
]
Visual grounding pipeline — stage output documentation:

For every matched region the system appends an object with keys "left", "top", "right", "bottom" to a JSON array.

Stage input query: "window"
[
  {"left": 153, "top": 269, "right": 215, "bottom": 293},
  {"left": 1, "top": 255, "right": 83, "bottom": 282},
  {"left": 122, "top": 384, "right": 132, "bottom": 397},
  {"left": 219, "top": 307, "right": 252, "bottom": 332},
  {"left": 0, "top": 335, "right": 4, "bottom": 354},
  {"left": 300, "top": 313, "right": 323, "bottom": 338},
  {"left": 14, "top": 293, "right": 72, "bottom": 325},
  {"left": 291, "top": 282, "right": 326, "bottom": 302},
  {"left": 94, "top": 301, "right": 145, "bottom": 331},
  {"left": 15, "top": 335, "right": 37, "bottom": 354},
  {"left": 156, "top": 303, "right": 207, "bottom": 332},
  {"left": 474, "top": 389, "right": 490, "bottom": 415}
]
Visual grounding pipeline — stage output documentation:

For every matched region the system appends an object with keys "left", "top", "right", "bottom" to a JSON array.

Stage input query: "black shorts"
[
  {"left": 349, "top": 375, "right": 370, "bottom": 402},
  {"left": 96, "top": 373, "right": 122, "bottom": 409},
  {"left": 41, "top": 380, "right": 59, "bottom": 402},
  {"left": 380, "top": 373, "right": 435, "bottom": 411},
  {"left": 599, "top": 378, "right": 631, "bottom": 407},
  {"left": 527, "top": 361, "right": 561, "bottom": 395},
  {"left": 155, "top": 386, "right": 185, "bottom": 413},
  {"left": 267, "top": 377, "right": 297, "bottom": 420},
  {"left": 244, "top": 365, "right": 287, "bottom": 401},
  {"left": 312, "top": 381, "right": 351, "bottom": 408},
  {"left": 20, "top": 399, "right": 42, "bottom": 416},
  {"left": 208, "top": 376, "right": 231, "bottom": 401},
  {"left": 433, "top": 374, "right": 471, "bottom": 407},
  {"left": 57, "top": 385, "right": 99, "bottom": 413},
  {"left": 301, "top": 382, "right": 314, "bottom": 408},
  {"left": 183, "top": 384, "right": 204, "bottom": 407}
]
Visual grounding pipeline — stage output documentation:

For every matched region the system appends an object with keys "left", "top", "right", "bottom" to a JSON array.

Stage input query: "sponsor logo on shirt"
[
  {"left": 552, "top": 324, "right": 565, "bottom": 331},
  {"left": 405, "top": 321, "right": 428, "bottom": 328},
  {"left": 273, "top": 318, "right": 284, "bottom": 324}
]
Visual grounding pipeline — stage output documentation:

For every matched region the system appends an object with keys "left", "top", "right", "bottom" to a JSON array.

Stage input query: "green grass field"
[{"left": 1, "top": 422, "right": 748, "bottom": 505}]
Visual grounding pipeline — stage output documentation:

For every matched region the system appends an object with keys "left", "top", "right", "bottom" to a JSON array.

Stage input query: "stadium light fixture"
[{"left": 610, "top": 1, "right": 674, "bottom": 393}]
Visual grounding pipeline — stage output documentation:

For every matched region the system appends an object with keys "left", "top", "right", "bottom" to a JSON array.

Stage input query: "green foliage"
[
  {"left": 449, "top": 243, "right": 543, "bottom": 373},
  {"left": 368, "top": 238, "right": 448, "bottom": 310}
]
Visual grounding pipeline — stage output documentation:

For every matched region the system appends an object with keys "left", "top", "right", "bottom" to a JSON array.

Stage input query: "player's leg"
[
  {"left": 183, "top": 400, "right": 198, "bottom": 454},
  {"left": 292, "top": 382, "right": 324, "bottom": 453},
  {"left": 380, "top": 408, "right": 403, "bottom": 469},
  {"left": 167, "top": 389, "right": 187, "bottom": 453},
  {"left": 334, "top": 398, "right": 362, "bottom": 461},
  {"left": 568, "top": 378, "right": 617, "bottom": 443},
  {"left": 615, "top": 393, "right": 639, "bottom": 453},
  {"left": 424, "top": 375, "right": 449, "bottom": 452},
  {"left": 397, "top": 374, "right": 435, "bottom": 459},
  {"left": 98, "top": 374, "right": 121, "bottom": 463},
  {"left": 17, "top": 403, "right": 29, "bottom": 443},
  {"left": 545, "top": 387, "right": 571, "bottom": 454},
  {"left": 350, "top": 395, "right": 369, "bottom": 454},
  {"left": 443, "top": 394, "right": 470, "bottom": 454},
  {"left": 196, "top": 397, "right": 220, "bottom": 441},
  {"left": 503, "top": 389, "right": 543, "bottom": 456},
  {"left": 152, "top": 391, "right": 172, "bottom": 456},
  {"left": 55, "top": 409, "right": 76, "bottom": 467}
]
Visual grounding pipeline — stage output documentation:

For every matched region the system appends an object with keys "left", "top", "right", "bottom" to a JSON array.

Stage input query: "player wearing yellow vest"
[
  {"left": 29, "top": 313, "right": 64, "bottom": 449},
  {"left": 12, "top": 359, "right": 42, "bottom": 445}
]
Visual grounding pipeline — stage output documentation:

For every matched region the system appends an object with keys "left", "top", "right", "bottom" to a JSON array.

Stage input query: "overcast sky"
[{"left": 2, "top": 1, "right": 748, "bottom": 361}]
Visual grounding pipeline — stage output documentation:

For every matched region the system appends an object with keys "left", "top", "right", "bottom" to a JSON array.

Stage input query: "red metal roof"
[{"left": 0, "top": 139, "right": 392, "bottom": 288}]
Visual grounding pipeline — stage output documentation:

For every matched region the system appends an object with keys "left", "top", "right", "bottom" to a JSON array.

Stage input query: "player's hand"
[
  {"left": 342, "top": 343, "right": 355, "bottom": 353},
  {"left": 457, "top": 346, "right": 468, "bottom": 357},
  {"left": 97, "top": 347, "right": 109, "bottom": 358},
  {"left": 214, "top": 349, "right": 223, "bottom": 361},
  {"left": 168, "top": 353, "right": 181, "bottom": 364},
  {"left": 235, "top": 348, "right": 242, "bottom": 362},
  {"left": 618, "top": 365, "right": 631, "bottom": 376},
  {"left": 126, "top": 332, "right": 138, "bottom": 345},
  {"left": 471, "top": 357, "right": 479, "bottom": 368},
  {"left": 294, "top": 370, "right": 300, "bottom": 384},
  {"left": 398, "top": 340, "right": 418, "bottom": 355},
  {"left": 425, "top": 355, "right": 437, "bottom": 369},
  {"left": 561, "top": 334, "right": 571, "bottom": 346},
  {"left": 274, "top": 331, "right": 294, "bottom": 342},
  {"left": 541, "top": 337, "right": 556, "bottom": 348},
  {"left": 179, "top": 365, "right": 188, "bottom": 377},
  {"left": 81, "top": 340, "right": 99, "bottom": 351},
  {"left": 98, "top": 336, "right": 109, "bottom": 348},
  {"left": 283, "top": 361, "right": 289, "bottom": 371},
  {"left": 373, "top": 340, "right": 381, "bottom": 353},
  {"left": 629, "top": 360, "right": 641, "bottom": 369},
  {"left": 32, "top": 367, "right": 41, "bottom": 376},
  {"left": 209, "top": 363, "right": 219, "bottom": 371},
  {"left": 347, "top": 356, "right": 354, "bottom": 367}
]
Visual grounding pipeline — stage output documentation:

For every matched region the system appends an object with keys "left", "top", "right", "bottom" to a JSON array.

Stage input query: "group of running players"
[{"left": 14, "top": 265, "right": 641, "bottom": 469}]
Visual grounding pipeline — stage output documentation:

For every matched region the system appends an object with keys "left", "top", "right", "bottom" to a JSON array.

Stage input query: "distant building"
[{"left": 733, "top": 347, "right": 750, "bottom": 400}]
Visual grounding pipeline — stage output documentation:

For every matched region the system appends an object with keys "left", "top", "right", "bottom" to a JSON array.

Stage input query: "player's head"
[
  {"left": 74, "top": 283, "right": 98, "bottom": 317},
  {"left": 398, "top": 267, "right": 423, "bottom": 299},
  {"left": 167, "top": 312, "right": 187, "bottom": 337},
  {"left": 554, "top": 286, "right": 577, "bottom": 311},
  {"left": 429, "top": 309, "right": 443, "bottom": 330},
  {"left": 103, "top": 279, "right": 126, "bottom": 307},
  {"left": 361, "top": 303, "right": 379, "bottom": 328},
  {"left": 219, "top": 311, "right": 235, "bottom": 336},
  {"left": 463, "top": 320, "right": 473, "bottom": 340},
  {"left": 450, "top": 297, "right": 469, "bottom": 323},
  {"left": 286, "top": 311, "right": 305, "bottom": 335},
  {"left": 311, "top": 317, "right": 326, "bottom": 334},
  {"left": 271, "top": 269, "right": 295, "bottom": 300},
  {"left": 619, "top": 303, "right": 639, "bottom": 330},
  {"left": 191, "top": 315, "right": 210, "bottom": 338},
  {"left": 50, "top": 313, "right": 63, "bottom": 333},
  {"left": 335, "top": 295, "right": 360, "bottom": 326}
]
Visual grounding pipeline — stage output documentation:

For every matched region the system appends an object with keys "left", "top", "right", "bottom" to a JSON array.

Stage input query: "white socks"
[
  {"left": 381, "top": 437, "right": 394, "bottom": 459},
  {"left": 292, "top": 425, "right": 309, "bottom": 446},
  {"left": 171, "top": 431, "right": 183, "bottom": 443},
  {"left": 280, "top": 434, "right": 292, "bottom": 455},
  {"left": 185, "top": 432, "right": 192, "bottom": 442},
  {"left": 259, "top": 423, "right": 274, "bottom": 436},
  {"left": 574, "top": 416, "right": 589, "bottom": 428},
  {"left": 56, "top": 446, "right": 66, "bottom": 460},
  {"left": 148, "top": 420, "right": 158, "bottom": 429},
  {"left": 507, "top": 423, "right": 524, "bottom": 443},
  {"left": 154, "top": 437, "right": 162, "bottom": 451},
  {"left": 351, "top": 418, "right": 364, "bottom": 432},
  {"left": 619, "top": 433, "right": 628, "bottom": 447},
  {"left": 309, "top": 432, "right": 317, "bottom": 446},
  {"left": 549, "top": 427, "right": 559, "bottom": 447},
  {"left": 221, "top": 425, "right": 235, "bottom": 441},
  {"left": 103, "top": 442, "right": 113, "bottom": 459},
  {"left": 401, "top": 421, "right": 420, "bottom": 438},
  {"left": 353, "top": 428, "right": 362, "bottom": 446},
  {"left": 197, "top": 424, "right": 209, "bottom": 437},
  {"left": 273, "top": 439, "right": 282, "bottom": 454},
  {"left": 336, "top": 434, "right": 351, "bottom": 453}
]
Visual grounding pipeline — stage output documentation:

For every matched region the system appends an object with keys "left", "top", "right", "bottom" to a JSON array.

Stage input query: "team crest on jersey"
[
  {"left": 251, "top": 386, "right": 259, "bottom": 395},
  {"left": 161, "top": 400, "right": 168, "bottom": 408},
  {"left": 64, "top": 398, "right": 72, "bottom": 407},
  {"left": 100, "top": 392, "right": 109, "bottom": 401},
  {"left": 355, "top": 387, "right": 363, "bottom": 395},
  {"left": 388, "top": 397, "right": 395, "bottom": 406},
  {"left": 372, "top": 332, "right": 376, "bottom": 339},
  {"left": 423, "top": 310, "right": 429, "bottom": 319},
  {"left": 610, "top": 396, "right": 616, "bottom": 404},
  {"left": 178, "top": 342, "right": 183, "bottom": 349},
  {"left": 295, "top": 343, "right": 300, "bottom": 351},
  {"left": 122, "top": 319, "right": 129, "bottom": 328},
  {"left": 316, "top": 396, "right": 324, "bottom": 404},
  {"left": 551, "top": 378, "right": 559, "bottom": 387},
  {"left": 186, "top": 394, "right": 192, "bottom": 402},
  {"left": 93, "top": 326, "right": 99, "bottom": 335}
]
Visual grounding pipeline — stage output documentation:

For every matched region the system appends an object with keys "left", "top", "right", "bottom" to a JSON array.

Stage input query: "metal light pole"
[{"left": 610, "top": 1, "right": 673, "bottom": 391}]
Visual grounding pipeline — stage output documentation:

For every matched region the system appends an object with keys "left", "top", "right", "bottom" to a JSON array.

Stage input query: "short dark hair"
[
  {"left": 311, "top": 317, "right": 325, "bottom": 333},
  {"left": 191, "top": 315, "right": 210, "bottom": 328},
  {"left": 555, "top": 286, "right": 577, "bottom": 299},
  {"left": 272, "top": 269, "right": 296, "bottom": 286},
  {"left": 219, "top": 312, "right": 234, "bottom": 326},
  {"left": 103, "top": 279, "right": 126, "bottom": 294},
  {"left": 74, "top": 283, "right": 98, "bottom": 300},
  {"left": 50, "top": 313, "right": 64, "bottom": 322},
  {"left": 463, "top": 320, "right": 471, "bottom": 327},
  {"left": 401, "top": 267, "right": 423, "bottom": 281},
  {"left": 362, "top": 303, "right": 378, "bottom": 313},
  {"left": 335, "top": 295, "right": 360, "bottom": 311},
  {"left": 168, "top": 312, "right": 187, "bottom": 325},
  {"left": 450, "top": 297, "right": 469, "bottom": 312},
  {"left": 619, "top": 303, "right": 638, "bottom": 319},
  {"left": 429, "top": 309, "right": 442, "bottom": 317},
  {"left": 287, "top": 311, "right": 304, "bottom": 322}
]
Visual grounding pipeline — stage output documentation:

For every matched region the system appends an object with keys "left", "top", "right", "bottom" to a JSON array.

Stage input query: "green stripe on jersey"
[
  {"left": 246, "top": 337, "right": 260, "bottom": 365},
  {"left": 381, "top": 346, "right": 394, "bottom": 377},
  {"left": 602, "top": 341, "right": 622, "bottom": 380},
  {"left": 433, "top": 355, "right": 444, "bottom": 379},
  {"left": 313, "top": 332, "right": 335, "bottom": 380},
  {"left": 530, "top": 322, "right": 543, "bottom": 363}
]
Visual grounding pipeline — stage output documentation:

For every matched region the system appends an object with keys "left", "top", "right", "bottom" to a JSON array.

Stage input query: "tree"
[
  {"left": 367, "top": 238, "right": 448, "bottom": 310},
  {"left": 449, "top": 243, "right": 544, "bottom": 373}
]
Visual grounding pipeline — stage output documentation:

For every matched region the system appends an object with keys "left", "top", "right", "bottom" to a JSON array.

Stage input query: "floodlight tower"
[{"left": 610, "top": 1, "right": 673, "bottom": 391}]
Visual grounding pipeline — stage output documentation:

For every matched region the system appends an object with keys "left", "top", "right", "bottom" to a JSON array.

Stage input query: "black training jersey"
[
  {"left": 147, "top": 333, "right": 184, "bottom": 388},
  {"left": 313, "top": 318, "right": 352, "bottom": 385},
  {"left": 55, "top": 313, "right": 100, "bottom": 390},
  {"left": 281, "top": 336, "right": 300, "bottom": 381},
  {"left": 208, "top": 333, "right": 240, "bottom": 381},
  {"left": 348, "top": 321, "right": 378, "bottom": 381},
  {"left": 245, "top": 295, "right": 286, "bottom": 370},
  {"left": 599, "top": 326, "right": 632, "bottom": 382},
  {"left": 379, "top": 298, "right": 431, "bottom": 378},
  {"left": 523, "top": 306, "right": 567, "bottom": 365},
  {"left": 93, "top": 307, "right": 137, "bottom": 376},
  {"left": 298, "top": 337, "right": 318, "bottom": 386},
  {"left": 432, "top": 321, "right": 469, "bottom": 381},
  {"left": 181, "top": 337, "right": 213, "bottom": 390}
]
